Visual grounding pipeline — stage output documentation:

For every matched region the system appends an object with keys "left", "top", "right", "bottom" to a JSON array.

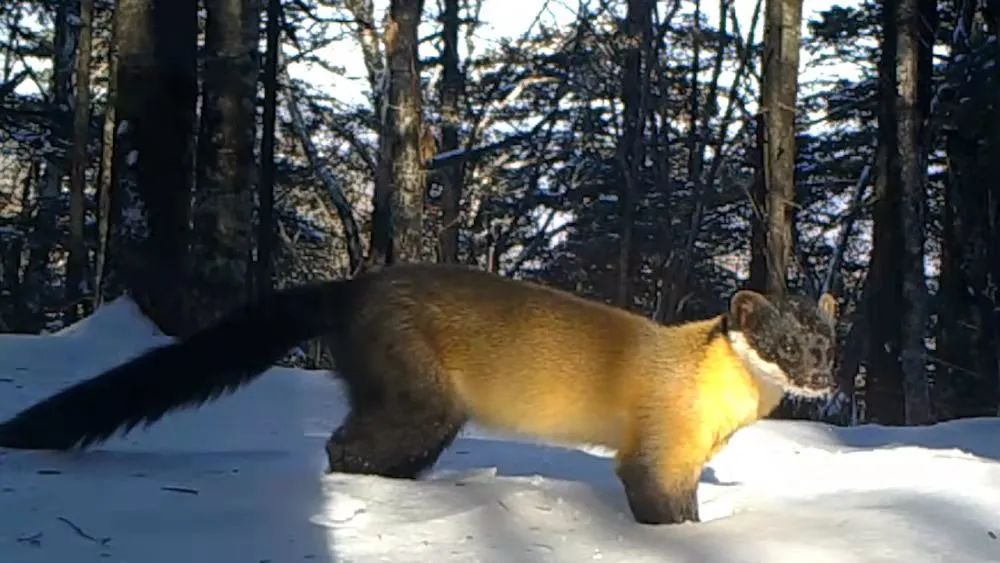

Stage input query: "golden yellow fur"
[
  {"left": 357, "top": 265, "right": 784, "bottom": 442},
  {"left": 344, "top": 264, "right": 794, "bottom": 522}
]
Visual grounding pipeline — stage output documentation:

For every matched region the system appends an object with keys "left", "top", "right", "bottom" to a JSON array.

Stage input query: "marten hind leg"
[
  {"left": 614, "top": 415, "right": 705, "bottom": 525},
  {"left": 325, "top": 337, "right": 467, "bottom": 479},
  {"left": 325, "top": 398, "right": 466, "bottom": 479}
]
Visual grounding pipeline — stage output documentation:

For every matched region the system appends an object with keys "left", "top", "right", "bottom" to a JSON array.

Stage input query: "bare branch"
[{"left": 284, "top": 79, "right": 365, "bottom": 273}]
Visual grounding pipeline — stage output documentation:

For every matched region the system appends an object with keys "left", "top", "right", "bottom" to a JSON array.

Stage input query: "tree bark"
[
  {"left": 893, "top": 0, "right": 933, "bottom": 424},
  {"left": 937, "top": 0, "right": 998, "bottom": 419},
  {"left": 189, "top": 0, "right": 260, "bottom": 329},
  {"left": 2, "top": 163, "right": 39, "bottom": 331},
  {"left": 865, "top": 0, "right": 936, "bottom": 425},
  {"left": 65, "top": 0, "right": 96, "bottom": 324},
  {"left": 256, "top": 0, "right": 281, "bottom": 296},
  {"left": 23, "top": 0, "right": 75, "bottom": 330},
  {"left": 748, "top": 113, "right": 769, "bottom": 292},
  {"left": 110, "top": 0, "right": 197, "bottom": 335},
  {"left": 759, "top": 0, "right": 803, "bottom": 297},
  {"left": 94, "top": 11, "right": 118, "bottom": 307},
  {"left": 437, "top": 0, "right": 464, "bottom": 264},
  {"left": 615, "top": 0, "right": 652, "bottom": 310},
  {"left": 368, "top": 0, "right": 428, "bottom": 265}
]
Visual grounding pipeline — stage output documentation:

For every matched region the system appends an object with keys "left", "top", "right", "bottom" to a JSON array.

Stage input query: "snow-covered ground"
[{"left": 1, "top": 298, "right": 999, "bottom": 563}]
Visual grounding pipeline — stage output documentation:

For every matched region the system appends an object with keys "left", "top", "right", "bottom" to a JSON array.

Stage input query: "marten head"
[{"left": 725, "top": 290, "right": 838, "bottom": 399}]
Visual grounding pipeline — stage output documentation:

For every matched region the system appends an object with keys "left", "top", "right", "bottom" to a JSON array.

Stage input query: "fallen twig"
[
  {"left": 57, "top": 516, "right": 111, "bottom": 546},
  {"left": 16, "top": 531, "right": 43, "bottom": 546},
  {"left": 160, "top": 485, "right": 199, "bottom": 495}
]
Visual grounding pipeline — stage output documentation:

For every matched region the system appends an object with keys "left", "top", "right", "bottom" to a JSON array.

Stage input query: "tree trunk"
[
  {"left": 23, "top": 0, "right": 76, "bottom": 331},
  {"left": 437, "top": 0, "right": 464, "bottom": 264},
  {"left": 256, "top": 0, "right": 281, "bottom": 295},
  {"left": 344, "top": 0, "right": 385, "bottom": 114},
  {"left": 94, "top": 11, "right": 118, "bottom": 307},
  {"left": 615, "top": 0, "right": 652, "bottom": 310},
  {"left": 65, "top": 0, "right": 96, "bottom": 324},
  {"left": 864, "top": 0, "right": 936, "bottom": 425},
  {"left": 189, "top": 0, "right": 260, "bottom": 329},
  {"left": 748, "top": 113, "right": 768, "bottom": 292},
  {"left": 759, "top": 0, "right": 803, "bottom": 297},
  {"left": 2, "top": 163, "right": 39, "bottom": 331},
  {"left": 368, "top": 0, "right": 428, "bottom": 265},
  {"left": 865, "top": 0, "right": 905, "bottom": 424},
  {"left": 938, "top": 0, "right": 999, "bottom": 419},
  {"left": 110, "top": 0, "right": 197, "bottom": 336},
  {"left": 987, "top": 5, "right": 1000, "bottom": 416},
  {"left": 893, "top": 0, "right": 933, "bottom": 424}
]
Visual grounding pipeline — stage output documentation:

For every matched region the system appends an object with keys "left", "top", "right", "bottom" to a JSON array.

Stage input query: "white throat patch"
[
  {"left": 727, "top": 330, "right": 788, "bottom": 392},
  {"left": 727, "top": 330, "right": 829, "bottom": 400}
]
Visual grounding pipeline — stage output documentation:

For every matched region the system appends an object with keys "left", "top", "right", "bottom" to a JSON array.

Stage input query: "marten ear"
[
  {"left": 818, "top": 293, "right": 837, "bottom": 322},
  {"left": 728, "top": 290, "right": 776, "bottom": 331}
]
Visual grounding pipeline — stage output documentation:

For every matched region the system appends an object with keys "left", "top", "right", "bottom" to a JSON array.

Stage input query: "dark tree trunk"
[
  {"left": 894, "top": 0, "right": 934, "bottom": 424},
  {"left": 65, "top": 0, "right": 96, "bottom": 324},
  {"left": 987, "top": 5, "right": 1000, "bottom": 416},
  {"left": 189, "top": 0, "right": 260, "bottom": 329},
  {"left": 2, "top": 163, "right": 39, "bottom": 331},
  {"left": 256, "top": 0, "right": 281, "bottom": 295},
  {"left": 864, "top": 0, "right": 936, "bottom": 425},
  {"left": 615, "top": 0, "right": 652, "bottom": 310},
  {"left": 368, "top": 0, "right": 428, "bottom": 265},
  {"left": 437, "top": 0, "right": 464, "bottom": 264},
  {"left": 759, "top": 0, "right": 803, "bottom": 297},
  {"left": 23, "top": 0, "right": 75, "bottom": 331},
  {"left": 937, "top": 0, "right": 1000, "bottom": 419},
  {"left": 109, "top": 0, "right": 197, "bottom": 336}
]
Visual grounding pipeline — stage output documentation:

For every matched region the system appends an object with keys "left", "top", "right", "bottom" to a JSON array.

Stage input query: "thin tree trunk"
[
  {"left": 94, "top": 12, "right": 118, "bottom": 307},
  {"left": 24, "top": 0, "right": 75, "bottom": 330},
  {"left": 614, "top": 0, "right": 652, "bottom": 310},
  {"left": 821, "top": 161, "right": 872, "bottom": 295},
  {"left": 344, "top": 0, "right": 385, "bottom": 113},
  {"left": 65, "top": 0, "right": 96, "bottom": 324},
  {"left": 760, "top": 0, "right": 803, "bottom": 297},
  {"left": 368, "top": 0, "right": 428, "bottom": 265},
  {"left": 3, "top": 163, "right": 38, "bottom": 331},
  {"left": 748, "top": 113, "right": 768, "bottom": 292},
  {"left": 437, "top": 0, "right": 463, "bottom": 264},
  {"left": 189, "top": 0, "right": 260, "bottom": 329},
  {"left": 256, "top": 0, "right": 281, "bottom": 296}
]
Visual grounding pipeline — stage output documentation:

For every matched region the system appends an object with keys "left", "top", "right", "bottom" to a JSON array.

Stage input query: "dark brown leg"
[
  {"left": 325, "top": 401, "right": 466, "bottom": 479},
  {"left": 615, "top": 456, "right": 700, "bottom": 524}
]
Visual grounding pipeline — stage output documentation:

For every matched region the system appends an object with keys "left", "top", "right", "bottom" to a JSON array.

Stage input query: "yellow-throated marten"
[{"left": 0, "top": 263, "right": 838, "bottom": 525}]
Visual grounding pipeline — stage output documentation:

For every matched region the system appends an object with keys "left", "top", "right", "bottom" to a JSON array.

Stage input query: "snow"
[{"left": 2, "top": 298, "right": 1000, "bottom": 563}]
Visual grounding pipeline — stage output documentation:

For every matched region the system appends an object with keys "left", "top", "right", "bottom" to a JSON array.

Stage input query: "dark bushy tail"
[{"left": 0, "top": 280, "right": 350, "bottom": 450}]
